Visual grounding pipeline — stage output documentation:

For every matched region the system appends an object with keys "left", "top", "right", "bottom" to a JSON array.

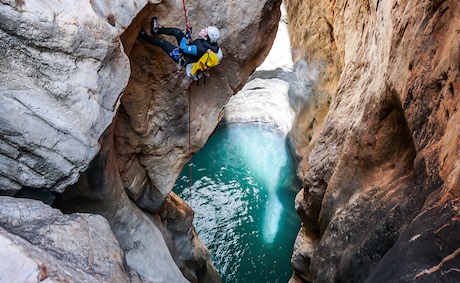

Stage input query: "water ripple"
[{"left": 175, "top": 124, "right": 301, "bottom": 282}]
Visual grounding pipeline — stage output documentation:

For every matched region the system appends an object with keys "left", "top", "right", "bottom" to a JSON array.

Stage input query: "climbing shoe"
[
  {"left": 151, "top": 16, "right": 161, "bottom": 34},
  {"left": 138, "top": 26, "right": 146, "bottom": 37}
]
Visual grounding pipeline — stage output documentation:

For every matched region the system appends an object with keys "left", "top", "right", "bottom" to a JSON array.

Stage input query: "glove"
[{"left": 185, "top": 27, "right": 192, "bottom": 40}]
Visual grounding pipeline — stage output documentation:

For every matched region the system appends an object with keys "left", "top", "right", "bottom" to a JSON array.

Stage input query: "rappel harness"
[
  {"left": 179, "top": 0, "right": 223, "bottom": 206},
  {"left": 178, "top": 0, "right": 220, "bottom": 84}
]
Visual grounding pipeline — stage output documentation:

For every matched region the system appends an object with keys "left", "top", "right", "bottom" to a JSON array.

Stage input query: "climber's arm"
[
  {"left": 179, "top": 38, "right": 197, "bottom": 55},
  {"left": 179, "top": 38, "right": 209, "bottom": 57}
]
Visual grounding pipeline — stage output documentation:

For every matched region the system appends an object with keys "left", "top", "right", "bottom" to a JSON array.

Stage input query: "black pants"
[{"left": 140, "top": 27, "right": 185, "bottom": 62}]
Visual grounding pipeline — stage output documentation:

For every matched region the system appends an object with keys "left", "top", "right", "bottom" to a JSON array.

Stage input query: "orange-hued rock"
[
  {"left": 285, "top": 0, "right": 459, "bottom": 281},
  {"left": 115, "top": 0, "right": 281, "bottom": 213},
  {"left": 151, "top": 192, "right": 221, "bottom": 283}
]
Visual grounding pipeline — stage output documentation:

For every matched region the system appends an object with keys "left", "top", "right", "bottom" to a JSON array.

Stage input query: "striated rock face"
[
  {"left": 0, "top": 0, "right": 281, "bottom": 282},
  {"left": 0, "top": 0, "right": 130, "bottom": 193},
  {"left": 285, "top": 0, "right": 459, "bottom": 282}
]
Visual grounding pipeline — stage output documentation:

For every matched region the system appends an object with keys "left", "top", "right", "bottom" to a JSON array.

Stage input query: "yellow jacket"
[{"left": 190, "top": 50, "right": 220, "bottom": 76}]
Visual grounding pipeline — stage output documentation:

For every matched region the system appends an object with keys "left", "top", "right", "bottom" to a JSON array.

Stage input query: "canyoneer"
[{"left": 138, "top": 17, "right": 223, "bottom": 81}]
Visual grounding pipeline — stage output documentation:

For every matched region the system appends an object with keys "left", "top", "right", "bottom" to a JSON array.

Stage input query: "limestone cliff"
[
  {"left": 0, "top": 0, "right": 281, "bottom": 282},
  {"left": 285, "top": 0, "right": 459, "bottom": 282}
]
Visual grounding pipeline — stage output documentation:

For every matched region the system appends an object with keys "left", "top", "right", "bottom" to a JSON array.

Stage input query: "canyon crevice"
[{"left": 1, "top": 0, "right": 459, "bottom": 282}]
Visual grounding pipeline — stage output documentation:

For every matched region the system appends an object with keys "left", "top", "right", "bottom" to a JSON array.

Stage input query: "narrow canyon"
[{"left": 0, "top": 0, "right": 458, "bottom": 282}]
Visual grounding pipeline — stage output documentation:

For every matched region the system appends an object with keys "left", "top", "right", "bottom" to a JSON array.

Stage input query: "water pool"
[{"left": 174, "top": 123, "right": 301, "bottom": 282}]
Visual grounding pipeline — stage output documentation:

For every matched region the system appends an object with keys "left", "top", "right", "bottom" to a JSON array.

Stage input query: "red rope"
[
  {"left": 182, "top": 0, "right": 191, "bottom": 31},
  {"left": 183, "top": 0, "right": 192, "bottom": 207}
]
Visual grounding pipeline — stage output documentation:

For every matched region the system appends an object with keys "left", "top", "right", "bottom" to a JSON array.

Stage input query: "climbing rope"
[
  {"left": 187, "top": 85, "right": 193, "bottom": 208},
  {"left": 181, "top": 0, "right": 194, "bottom": 207},
  {"left": 181, "top": 0, "right": 191, "bottom": 33}
]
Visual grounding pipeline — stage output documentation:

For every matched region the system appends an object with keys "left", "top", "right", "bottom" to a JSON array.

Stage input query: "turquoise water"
[{"left": 174, "top": 123, "right": 301, "bottom": 283}]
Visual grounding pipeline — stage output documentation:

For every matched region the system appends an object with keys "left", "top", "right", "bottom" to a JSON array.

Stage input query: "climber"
[{"left": 138, "top": 17, "right": 223, "bottom": 79}]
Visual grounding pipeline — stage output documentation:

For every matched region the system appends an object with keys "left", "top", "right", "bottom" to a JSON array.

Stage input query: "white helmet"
[{"left": 207, "top": 26, "right": 220, "bottom": 43}]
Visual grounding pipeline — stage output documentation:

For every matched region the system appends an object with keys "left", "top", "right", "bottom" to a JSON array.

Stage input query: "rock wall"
[
  {"left": 0, "top": 0, "right": 131, "bottom": 193},
  {"left": 117, "top": 0, "right": 281, "bottom": 213},
  {"left": 0, "top": 0, "right": 281, "bottom": 282},
  {"left": 223, "top": 5, "right": 296, "bottom": 136},
  {"left": 285, "top": 0, "right": 459, "bottom": 282}
]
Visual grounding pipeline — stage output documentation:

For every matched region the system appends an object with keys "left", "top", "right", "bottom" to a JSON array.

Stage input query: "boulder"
[{"left": 0, "top": 196, "right": 137, "bottom": 282}]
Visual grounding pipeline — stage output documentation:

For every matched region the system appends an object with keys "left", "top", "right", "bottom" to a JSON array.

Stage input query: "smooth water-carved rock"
[
  {"left": 286, "top": 0, "right": 460, "bottom": 281},
  {"left": 223, "top": 8, "right": 297, "bottom": 136},
  {"left": 0, "top": 196, "right": 137, "bottom": 282},
  {"left": 116, "top": 0, "right": 282, "bottom": 213},
  {"left": 151, "top": 192, "right": 221, "bottom": 283},
  {"left": 1, "top": 0, "right": 282, "bottom": 281},
  {"left": 54, "top": 127, "right": 189, "bottom": 283},
  {"left": 111, "top": 1, "right": 281, "bottom": 277},
  {"left": 0, "top": 0, "right": 130, "bottom": 193},
  {"left": 0, "top": 0, "right": 280, "bottom": 282},
  {"left": 113, "top": 1, "right": 281, "bottom": 280}
]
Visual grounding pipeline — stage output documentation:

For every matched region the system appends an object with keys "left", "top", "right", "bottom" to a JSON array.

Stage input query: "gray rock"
[
  {"left": 54, "top": 136, "right": 189, "bottom": 283},
  {"left": 0, "top": 196, "right": 133, "bottom": 282},
  {"left": 0, "top": 0, "right": 130, "bottom": 193},
  {"left": 0, "top": 227, "right": 101, "bottom": 283}
]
